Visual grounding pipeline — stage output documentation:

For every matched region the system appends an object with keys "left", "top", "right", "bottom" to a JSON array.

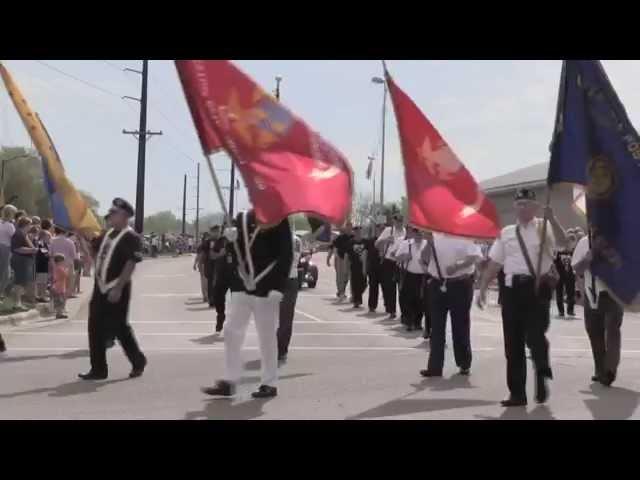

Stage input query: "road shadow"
[
  {"left": 349, "top": 398, "right": 495, "bottom": 419},
  {"left": 184, "top": 397, "right": 275, "bottom": 420},
  {"left": 0, "top": 349, "right": 88, "bottom": 365},
  {"left": 410, "top": 374, "right": 475, "bottom": 393},
  {"left": 190, "top": 334, "right": 223, "bottom": 345},
  {"left": 581, "top": 383, "right": 640, "bottom": 420},
  {"left": 386, "top": 324, "right": 424, "bottom": 340},
  {"left": 475, "top": 405, "right": 556, "bottom": 421},
  {"left": 0, "top": 377, "right": 130, "bottom": 400},
  {"left": 338, "top": 307, "right": 364, "bottom": 313},
  {"left": 356, "top": 312, "right": 388, "bottom": 319}
]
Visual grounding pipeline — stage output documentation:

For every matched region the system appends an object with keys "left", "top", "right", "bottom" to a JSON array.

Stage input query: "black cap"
[
  {"left": 111, "top": 197, "right": 135, "bottom": 218},
  {"left": 514, "top": 188, "right": 536, "bottom": 202}
]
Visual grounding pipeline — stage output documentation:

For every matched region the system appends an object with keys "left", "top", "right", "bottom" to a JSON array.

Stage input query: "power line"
[{"left": 34, "top": 60, "right": 121, "bottom": 98}]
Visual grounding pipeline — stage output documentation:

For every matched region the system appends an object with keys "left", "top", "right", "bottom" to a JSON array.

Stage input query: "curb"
[{"left": 0, "top": 277, "right": 92, "bottom": 331}]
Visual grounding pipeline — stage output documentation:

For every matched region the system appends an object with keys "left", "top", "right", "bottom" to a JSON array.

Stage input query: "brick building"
[{"left": 480, "top": 162, "right": 586, "bottom": 231}]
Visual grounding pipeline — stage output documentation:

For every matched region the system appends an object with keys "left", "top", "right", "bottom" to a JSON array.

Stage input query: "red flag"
[
  {"left": 175, "top": 60, "right": 353, "bottom": 226},
  {"left": 385, "top": 67, "right": 500, "bottom": 239}
]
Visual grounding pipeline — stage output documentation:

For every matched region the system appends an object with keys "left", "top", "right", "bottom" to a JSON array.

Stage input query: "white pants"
[{"left": 223, "top": 292, "right": 280, "bottom": 387}]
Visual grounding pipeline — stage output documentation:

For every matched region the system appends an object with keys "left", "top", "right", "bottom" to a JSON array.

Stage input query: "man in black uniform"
[
  {"left": 202, "top": 209, "right": 292, "bottom": 399},
  {"left": 347, "top": 226, "right": 367, "bottom": 309},
  {"left": 204, "top": 226, "right": 220, "bottom": 308},
  {"left": 327, "top": 222, "right": 353, "bottom": 301},
  {"left": 554, "top": 232, "right": 577, "bottom": 317},
  {"left": 364, "top": 224, "right": 384, "bottom": 313},
  {"left": 211, "top": 227, "right": 235, "bottom": 333},
  {"left": 79, "top": 198, "right": 147, "bottom": 380}
]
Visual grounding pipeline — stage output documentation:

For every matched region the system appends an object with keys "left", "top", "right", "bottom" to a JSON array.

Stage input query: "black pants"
[
  {"left": 380, "top": 259, "right": 398, "bottom": 315},
  {"left": 350, "top": 262, "right": 367, "bottom": 307},
  {"left": 556, "top": 274, "right": 576, "bottom": 315},
  {"left": 213, "top": 272, "right": 231, "bottom": 329},
  {"left": 400, "top": 272, "right": 427, "bottom": 329},
  {"left": 497, "top": 269, "right": 505, "bottom": 305},
  {"left": 88, "top": 286, "right": 145, "bottom": 376},
  {"left": 206, "top": 261, "right": 216, "bottom": 307},
  {"left": 426, "top": 277, "right": 473, "bottom": 374},
  {"left": 584, "top": 292, "right": 624, "bottom": 379},
  {"left": 277, "top": 278, "right": 299, "bottom": 358},
  {"left": 501, "top": 277, "right": 552, "bottom": 400},
  {"left": 367, "top": 263, "right": 382, "bottom": 311}
]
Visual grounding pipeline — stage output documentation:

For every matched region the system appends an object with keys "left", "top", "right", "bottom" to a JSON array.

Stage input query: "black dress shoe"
[
  {"left": 591, "top": 375, "right": 600, "bottom": 383},
  {"left": 535, "top": 374, "right": 549, "bottom": 404},
  {"left": 601, "top": 371, "right": 616, "bottom": 387},
  {"left": 78, "top": 371, "right": 108, "bottom": 380},
  {"left": 419, "top": 370, "right": 442, "bottom": 378},
  {"left": 0, "top": 335, "right": 6, "bottom": 353},
  {"left": 202, "top": 381, "right": 235, "bottom": 397},
  {"left": 500, "top": 397, "right": 527, "bottom": 407},
  {"left": 129, "top": 358, "right": 147, "bottom": 378},
  {"left": 252, "top": 385, "right": 278, "bottom": 399},
  {"left": 459, "top": 368, "right": 471, "bottom": 376}
]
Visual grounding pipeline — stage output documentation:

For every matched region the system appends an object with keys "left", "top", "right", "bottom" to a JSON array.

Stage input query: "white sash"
[
  {"left": 233, "top": 211, "right": 277, "bottom": 292},
  {"left": 95, "top": 227, "right": 133, "bottom": 294}
]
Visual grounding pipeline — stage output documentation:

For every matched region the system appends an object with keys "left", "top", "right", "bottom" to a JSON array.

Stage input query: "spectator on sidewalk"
[
  {"left": 34, "top": 219, "right": 52, "bottom": 303},
  {"left": 10, "top": 216, "right": 37, "bottom": 312},
  {"left": 0, "top": 204, "right": 17, "bottom": 300},
  {"left": 51, "top": 253, "right": 69, "bottom": 319},
  {"left": 49, "top": 226, "right": 77, "bottom": 299}
]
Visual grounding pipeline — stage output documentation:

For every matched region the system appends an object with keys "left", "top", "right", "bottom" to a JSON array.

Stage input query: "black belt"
[
  {"left": 433, "top": 273, "right": 473, "bottom": 284},
  {"left": 511, "top": 274, "right": 535, "bottom": 287}
]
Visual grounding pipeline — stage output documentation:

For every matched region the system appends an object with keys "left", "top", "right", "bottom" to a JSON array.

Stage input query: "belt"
[{"left": 435, "top": 273, "right": 473, "bottom": 283}]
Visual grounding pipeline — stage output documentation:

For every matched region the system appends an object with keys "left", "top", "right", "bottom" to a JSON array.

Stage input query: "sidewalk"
[{"left": 0, "top": 277, "right": 93, "bottom": 330}]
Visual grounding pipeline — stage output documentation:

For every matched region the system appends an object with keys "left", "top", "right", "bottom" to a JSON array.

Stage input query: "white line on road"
[
  {"left": 66, "top": 320, "right": 374, "bottom": 325},
  {"left": 2, "top": 346, "right": 496, "bottom": 352},
  {"left": 294, "top": 309, "right": 326, "bottom": 323},
  {"left": 142, "top": 275, "right": 187, "bottom": 278},
  {"left": 6, "top": 332, "right": 422, "bottom": 337}
]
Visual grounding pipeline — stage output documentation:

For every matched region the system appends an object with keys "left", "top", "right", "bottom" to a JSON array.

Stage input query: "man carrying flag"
[
  {"left": 176, "top": 60, "right": 353, "bottom": 398},
  {"left": 547, "top": 60, "right": 640, "bottom": 386}
]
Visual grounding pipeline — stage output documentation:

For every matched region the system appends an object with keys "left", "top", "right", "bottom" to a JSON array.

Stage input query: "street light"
[
  {"left": 371, "top": 75, "right": 387, "bottom": 208},
  {"left": 274, "top": 75, "right": 283, "bottom": 100}
]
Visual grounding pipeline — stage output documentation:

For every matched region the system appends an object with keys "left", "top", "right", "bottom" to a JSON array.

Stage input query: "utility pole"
[
  {"left": 181, "top": 174, "right": 187, "bottom": 235},
  {"left": 195, "top": 163, "right": 201, "bottom": 241},
  {"left": 122, "top": 60, "right": 163, "bottom": 234},
  {"left": 229, "top": 160, "right": 236, "bottom": 221},
  {"left": 371, "top": 75, "right": 387, "bottom": 207}
]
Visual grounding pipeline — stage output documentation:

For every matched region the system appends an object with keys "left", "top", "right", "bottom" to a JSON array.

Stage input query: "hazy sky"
[{"left": 3, "top": 60, "right": 640, "bottom": 220}]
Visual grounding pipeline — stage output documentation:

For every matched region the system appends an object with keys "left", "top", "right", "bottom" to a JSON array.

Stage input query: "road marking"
[
  {"left": 1, "top": 346, "right": 496, "bottom": 352},
  {"left": 6, "top": 332, "right": 422, "bottom": 337},
  {"left": 141, "top": 293, "right": 199, "bottom": 297},
  {"left": 294, "top": 309, "right": 325, "bottom": 323},
  {"left": 66, "top": 320, "right": 374, "bottom": 325}
]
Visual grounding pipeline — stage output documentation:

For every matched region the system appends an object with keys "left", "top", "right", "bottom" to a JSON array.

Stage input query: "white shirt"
[
  {"left": 376, "top": 225, "right": 406, "bottom": 261},
  {"left": 571, "top": 236, "right": 609, "bottom": 309},
  {"left": 489, "top": 217, "right": 556, "bottom": 287},
  {"left": 0, "top": 221, "right": 15, "bottom": 247},
  {"left": 289, "top": 235, "right": 302, "bottom": 279},
  {"left": 395, "top": 238, "right": 428, "bottom": 274},
  {"left": 427, "top": 233, "right": 481, "bottom": 279}
]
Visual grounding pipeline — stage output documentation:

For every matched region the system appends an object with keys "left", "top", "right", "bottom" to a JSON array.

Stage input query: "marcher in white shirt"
[
  {"left": 375, "top": 215, "right": 406, "bottom": 319},
  {"left": 395, "top": 227, "right": 429, "bottom": 333},
  {"left": 419, "top": 231, "right": 481, "bottom": 378},
  {"left": 572, "top": 234, "right": 623, "bottom": 387},
  {"left": 477, "top": 188, "right": 567, "bottom": 407}
]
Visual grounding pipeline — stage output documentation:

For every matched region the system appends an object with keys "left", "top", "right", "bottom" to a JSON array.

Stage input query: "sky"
[{"left": 3, "top": 60, "right": 640, "bottom": 220}]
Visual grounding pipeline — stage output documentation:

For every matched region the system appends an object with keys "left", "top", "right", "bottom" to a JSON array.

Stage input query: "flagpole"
[{"left": 535, "top": 189, "right": 552, "bottom": 293}]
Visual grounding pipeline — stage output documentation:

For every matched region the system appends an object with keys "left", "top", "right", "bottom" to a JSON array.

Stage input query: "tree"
[
  {"left": 143, "top": 211, "right": 182, "bottom": 235},
  {"left": 0, "top": 147, "right": 49, "bottom": 216}
]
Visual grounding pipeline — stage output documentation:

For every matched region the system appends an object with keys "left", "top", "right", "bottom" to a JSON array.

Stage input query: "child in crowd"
[{"left": 51, "top": 253, "right": 69, "bottom": 319}]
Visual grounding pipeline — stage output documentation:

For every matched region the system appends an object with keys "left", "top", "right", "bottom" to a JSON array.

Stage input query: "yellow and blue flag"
[
  {"left": 548, "top": 60, "right": 640, "bottom": 309},
  {"left": 0, "top": 62, "right": 101, "bottom": 238}
]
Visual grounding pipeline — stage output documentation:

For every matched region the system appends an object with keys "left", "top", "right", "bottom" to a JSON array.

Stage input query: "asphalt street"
[{"left": 2, "top": 252, "right": 640, "bottom": 419}]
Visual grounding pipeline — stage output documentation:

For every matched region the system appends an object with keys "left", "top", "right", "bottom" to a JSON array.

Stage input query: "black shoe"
[
  {"left": 420, "top": 369, "right": 442, "bottom": 378},
  {"left": 459, "top": 368, "right": 471, "bottom": 376},
  {"left": 406, "top": 325, "right": 414, "bottom": 332},
  {"left": 535, "top": 374, "right": 549, "bottom": 404},
  {"left": 423, "top": 332, "right": 431, "bottom": 340},
  {"left": 78, "top": 371, "right": 108, "bottom": 380},
  {"left": 369, "top": 308, "right": 376, "bottom": 314},
  {"left": 278, "top": 354, "right": 288, "bottom": 363},
  {"left": 129, "top": 358, "right": 147, "bottom": 378},
  {"left": 252, "top": 385, "right": 278, "bottom": 399},
  {"left": 591, "top": 375, "right": 600, "bottom": 383},
  {"left": 215, "top": 324, "right": 223, "bottom": 334},
  {"left": 500, "top": 397, "right": 528, "bottom": 407},
  {"left": 568, "top": 311, "right": 575, "bottom": 317},
  {"left": 388, "top": 314, "right": 397, "bottom": 320},
  {"left": 601, "top": 371, "right": 616, "bottom": 387},
  {"left": 55, "top": 314, "right": 69, "bottom": 320},
  {"left": 558, "top": 313, "right": 565, "bottom": 318},
  {"left": 202, "top": 380, "right": 235, "bottom": 397},
  {"left": 0, "top": 335, "right": 6, "bottom": 353}
]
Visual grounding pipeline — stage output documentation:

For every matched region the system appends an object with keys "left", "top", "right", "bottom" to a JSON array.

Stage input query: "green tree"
[
  {"left": 0, "top": 147, "right": 49, "bottom": 216},
  {"left": 143, "top": 211, "right": 182, "bottom": 235}
]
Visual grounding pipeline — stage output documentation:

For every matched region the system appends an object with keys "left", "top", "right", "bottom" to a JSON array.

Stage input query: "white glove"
[
  {"left": 224, "top": 227, "right": 238, "bottom": 242},
  {"left": 268, "top": 290, "right": 284, "bottom": 302}
]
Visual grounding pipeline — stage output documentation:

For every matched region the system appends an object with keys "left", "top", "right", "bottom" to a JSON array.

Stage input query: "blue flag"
[{"left": 548, "top": 60, "right": 640, "bottom": 307}]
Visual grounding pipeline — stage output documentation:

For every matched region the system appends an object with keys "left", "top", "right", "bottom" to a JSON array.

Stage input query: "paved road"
[{"left": 1, "top": 252, "right": 640, "bottom": 419}]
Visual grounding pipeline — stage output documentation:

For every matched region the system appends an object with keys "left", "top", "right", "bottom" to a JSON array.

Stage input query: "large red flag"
[
  {"left": 385, "top": 67, "right": 500, "bottom": 239},
  {"left": 175, "top": 60, "right": 353, "bottom": 226}
]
